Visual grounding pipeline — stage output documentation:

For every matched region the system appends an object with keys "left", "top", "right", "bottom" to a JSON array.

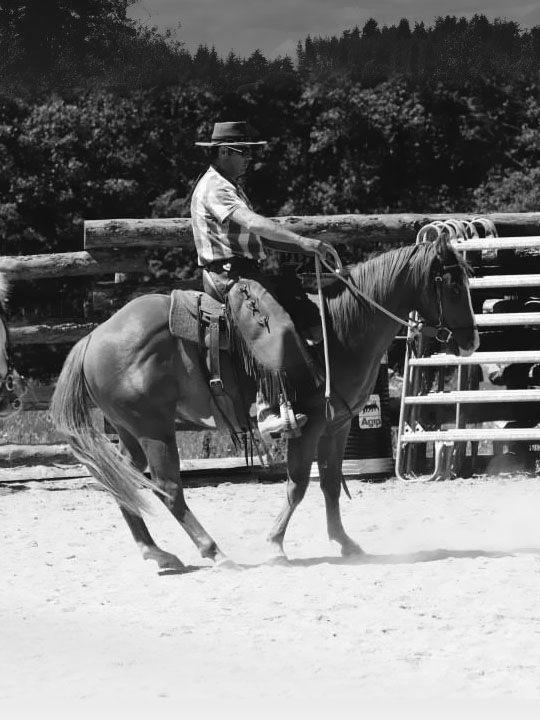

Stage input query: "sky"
[{"left": 128, "top": 1, "right": 540, "bottom": 60}]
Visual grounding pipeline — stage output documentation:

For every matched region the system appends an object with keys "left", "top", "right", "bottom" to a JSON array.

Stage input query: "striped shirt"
[{"left": 190, "top": 165, "right": 266, "bottom": 266}]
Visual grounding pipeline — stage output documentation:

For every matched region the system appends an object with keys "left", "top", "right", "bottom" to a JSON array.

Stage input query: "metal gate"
[{"left": 396, "top": 218, "right": 540, "bottom": 480}]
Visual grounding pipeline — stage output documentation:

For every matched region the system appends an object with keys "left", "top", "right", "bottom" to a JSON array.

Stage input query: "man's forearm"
[{"left": 232, "top": 207, "right": 315, "bottom": 254}]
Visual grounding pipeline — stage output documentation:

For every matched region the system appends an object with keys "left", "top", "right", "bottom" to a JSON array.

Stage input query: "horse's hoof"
[
  {"left": 265, "top": 554, "right": 291, "bottom": 567},
  {"left": 158, "top": 558, "right": 186, "bottom": 573},
  {"left": 213, "top": 557, "right": 241, "bottom": 571},
  {"left": 341, "top": 543, "right": 366, "bottom": 559},
  {"left": 144, "top": 549, "right": 185, "bottom": 572}
]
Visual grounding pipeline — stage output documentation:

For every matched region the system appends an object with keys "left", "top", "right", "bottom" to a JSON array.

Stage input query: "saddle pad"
[
  {"left": 169, "top": 289, "right": 229, "bottom": 349},
  {"left": 169, "top": 289, "right": 252, "bottom": 434}
]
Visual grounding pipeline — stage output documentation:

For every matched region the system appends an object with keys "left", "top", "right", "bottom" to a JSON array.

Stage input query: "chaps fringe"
[{"left": 225, "top": 303, "right": 296, "bottom": 406}]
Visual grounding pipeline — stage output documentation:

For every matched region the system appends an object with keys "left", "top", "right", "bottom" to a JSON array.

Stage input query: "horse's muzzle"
[{"left": 448, "top": 328, "right": 480, "bottom": 357}]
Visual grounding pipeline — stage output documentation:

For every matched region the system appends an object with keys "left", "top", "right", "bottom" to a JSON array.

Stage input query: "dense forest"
[{"left": 2, "top": 1, "right": 540, "bottom": 259}]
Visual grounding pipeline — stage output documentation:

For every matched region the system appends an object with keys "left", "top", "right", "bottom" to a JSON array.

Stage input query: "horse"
[
  {"left": 50, "top": 234, "right": 479, "bottom": 571},
  {"left": 0, "top": 272, "right": 26, "bottom": 418}
]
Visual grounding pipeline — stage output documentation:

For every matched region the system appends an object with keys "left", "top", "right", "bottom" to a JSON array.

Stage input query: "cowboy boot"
[{"left": 257, "top": 397, "right": 307, "bottom": 441}]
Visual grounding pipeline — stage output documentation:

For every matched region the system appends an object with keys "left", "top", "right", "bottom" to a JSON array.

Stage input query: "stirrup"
[
  {"left": 280, "top": 400, "right": 307, "bottom": 439},
  {"left": 257, "top": 404, "right": 307, "bottom": 441}
]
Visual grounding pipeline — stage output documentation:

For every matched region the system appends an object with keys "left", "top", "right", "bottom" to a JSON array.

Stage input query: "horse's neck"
[{"left": 328, "top": 252, "right": 419, "bottom": 354}]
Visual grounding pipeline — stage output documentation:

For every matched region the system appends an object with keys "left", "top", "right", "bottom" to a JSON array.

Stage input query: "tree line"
[{"left": 297, "top": 15, "right": 540, "bottom": 86}]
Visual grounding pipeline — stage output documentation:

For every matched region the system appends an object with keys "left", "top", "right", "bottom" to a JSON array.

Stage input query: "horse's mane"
[{"left": 326, "top": 241, "right": 467, "bottom": 342}]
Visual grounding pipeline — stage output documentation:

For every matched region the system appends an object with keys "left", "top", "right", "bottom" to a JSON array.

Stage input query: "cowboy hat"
[{"left": 195, "top": 121, "right": 267, "bottom": 147}]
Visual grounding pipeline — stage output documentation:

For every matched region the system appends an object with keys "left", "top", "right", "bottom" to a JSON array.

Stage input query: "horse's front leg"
[
  {"left": 318, "top": 422, "right": 365, "bottom": 557},
  {"left": 267, "top": 420, "right": 323, "bottom": 561}
]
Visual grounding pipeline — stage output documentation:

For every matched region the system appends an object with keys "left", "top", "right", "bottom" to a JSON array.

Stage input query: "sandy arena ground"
[{"left": 2, "top": 472, "right": 540, "bottom": 709}]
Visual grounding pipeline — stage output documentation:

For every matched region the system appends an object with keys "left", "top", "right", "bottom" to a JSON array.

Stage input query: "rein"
[
  {"left": 314, "top": 249, "right": 471, "bottom": 421},
  {"left": 319, "top": 254, "right": 459, "bottom": 342}
]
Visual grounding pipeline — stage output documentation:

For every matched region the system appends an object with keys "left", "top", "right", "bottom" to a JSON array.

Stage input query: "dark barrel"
[{"left": 343, "top": 354, "right": 394, "bottom": 480}]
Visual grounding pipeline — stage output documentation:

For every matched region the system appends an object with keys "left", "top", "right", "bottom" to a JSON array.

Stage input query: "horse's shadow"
[
  {"left": 264, "top": 546, "right": 540, "bottom": 568},
  {"left": 158, "top": 547, "right": 540, "bottom": 576}
]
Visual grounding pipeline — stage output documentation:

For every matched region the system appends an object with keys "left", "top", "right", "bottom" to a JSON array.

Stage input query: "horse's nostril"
[{"left": 11, "top": 398, "right": 21, "bottom": 410}]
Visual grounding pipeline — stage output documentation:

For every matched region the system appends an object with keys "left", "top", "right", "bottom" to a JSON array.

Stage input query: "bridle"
[
  {"left": 0, "top": 311, "right": 22, "bottom": 413},
  {"left": 412, "top": 258, "right": 478, "bottom": 349},
  {"left": 319, "top": 251, "right": 473, "bottom": 344},
  {"left": 315, "top": 244, "right": 476, "bottom": 419}
]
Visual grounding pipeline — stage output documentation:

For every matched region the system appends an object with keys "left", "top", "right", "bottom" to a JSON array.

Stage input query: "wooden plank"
[
  {"left": 0, "top": 444, "right": 76, "bottom": 467},
  {"left": 0, "top": 465, "right": 92, "bottom": 483},
  {"left": 0, "top": 464, "right": 287, "bottom": 486},
  {"left": 0, "top": 448, "right": 286, "bottom": 485},
  {"left": 0, "top": 445, "right": 271, "bottom": 471},
  {"left": 0, "top": 249, "right": 147, "bottom": 281},
  {"left": 84, "top": 213, "right": 540, "bottom": 250}
]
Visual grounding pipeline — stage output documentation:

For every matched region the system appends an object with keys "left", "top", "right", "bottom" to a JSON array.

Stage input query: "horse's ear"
[{"left": 433, "top": 231, "right": 453, "bottom": 261}]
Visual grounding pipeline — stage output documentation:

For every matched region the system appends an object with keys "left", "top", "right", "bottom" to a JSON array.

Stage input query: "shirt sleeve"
[{"left": 206, "top": 179, "right": 250, "bottom": 223}]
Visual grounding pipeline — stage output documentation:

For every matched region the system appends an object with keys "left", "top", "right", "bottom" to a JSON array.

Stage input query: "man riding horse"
[{"left": 191, "top": 121, "right": 337, "bottom": 441}]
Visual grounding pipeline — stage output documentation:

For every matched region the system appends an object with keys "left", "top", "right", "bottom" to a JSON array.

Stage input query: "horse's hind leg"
[
  {"left": 318, "top": 424, "right": 364, "bottom": 557},
  {"left": 139, "top": 431, "right": 231, "bottom": 566},
  {"left": 116, "top": 428, "right": 185, "bottom": 571}
]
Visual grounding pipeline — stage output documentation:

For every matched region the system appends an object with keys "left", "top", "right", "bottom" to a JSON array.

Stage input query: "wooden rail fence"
[{"left": 2, "top": 211, "right": 540, "bottom": 469}]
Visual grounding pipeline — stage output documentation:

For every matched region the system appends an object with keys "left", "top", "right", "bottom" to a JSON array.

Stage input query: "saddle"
[{"left": 169, "top": 289, "right": 254, "bottom": 435}]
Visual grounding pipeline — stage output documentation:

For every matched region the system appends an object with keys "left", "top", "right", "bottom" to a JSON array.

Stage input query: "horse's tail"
[{"left": 50, "top": 334, "right": 156, "bottom": 516}]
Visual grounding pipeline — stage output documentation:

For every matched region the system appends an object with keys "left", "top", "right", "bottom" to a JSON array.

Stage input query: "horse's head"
[
  {"left": 0, "top": 274, "right": 26, "bottom": 417},
  {"left": 417, "top": 234, "right": 480, "bottom": 357}
]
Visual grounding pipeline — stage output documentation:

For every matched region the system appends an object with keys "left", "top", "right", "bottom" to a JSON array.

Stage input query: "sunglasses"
[{"left": 224, "top": 145, "right": 253, "bottom": 157}]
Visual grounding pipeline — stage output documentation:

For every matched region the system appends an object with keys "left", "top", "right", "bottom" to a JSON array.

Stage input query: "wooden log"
[
  {"left": 85, "top": 217, "right": 193, "bottom": 249},
  {"left": 0, "top": 444, "right": 76, "bottom": 467},
  {"left": 84, "top": 213, "right": 540, "bottom": 250},
  {"left": 0, "top": 249, "right": 147, "bottom": 281},
  {"left": 0, "top": 465, "right": 91, "bottom": 482},
  {"left": 11, "top": 321, "right": 96, "bottom": 345},
  {"left": 92, "top": 278, "right": 203, "bottom": 315},
  {"left": 0, "top": 454, "right": 287, "bottom": 484},
  {"left": 3, "top": 213, "right": 540, "bottom": 282}
]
